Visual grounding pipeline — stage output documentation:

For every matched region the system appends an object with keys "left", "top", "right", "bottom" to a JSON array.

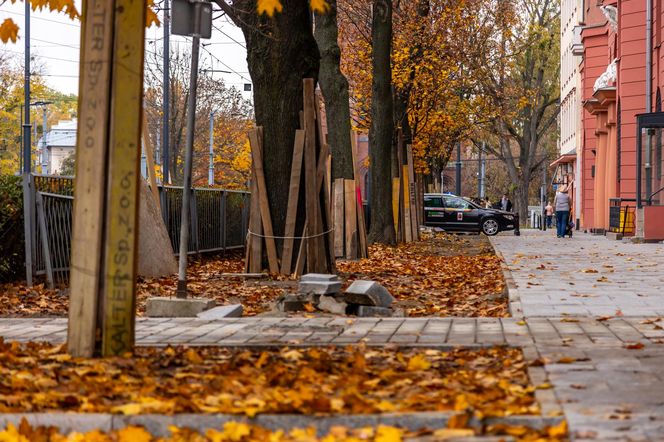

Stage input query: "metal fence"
[{"left": 27, "top": 174, "right": 249, "bottom": 287}]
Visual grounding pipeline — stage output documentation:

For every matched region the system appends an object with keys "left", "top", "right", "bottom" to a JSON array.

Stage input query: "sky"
[{"left": 0, "top": 1, "right": 251, "bottom": 99}]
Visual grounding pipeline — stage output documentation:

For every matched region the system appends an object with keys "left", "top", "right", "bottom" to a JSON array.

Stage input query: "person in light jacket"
[{"left": 554, "top": 186, "right": 571, "bottom": 238}]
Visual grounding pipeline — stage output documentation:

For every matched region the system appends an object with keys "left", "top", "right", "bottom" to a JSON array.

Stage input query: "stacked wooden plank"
[
  {"left": 393, "top": 132, "right": 421, "bottom": 243},
  {"left": 245, "top": 79, "right": 335, "bottom": 275},
  {"left": 330, "top": 132, "right": 368, "bottom": 260}
]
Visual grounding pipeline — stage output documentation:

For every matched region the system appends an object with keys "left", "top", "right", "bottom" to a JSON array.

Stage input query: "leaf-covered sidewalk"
[{"left": 0, "top": 233, "right": 508, "bottom": 318}]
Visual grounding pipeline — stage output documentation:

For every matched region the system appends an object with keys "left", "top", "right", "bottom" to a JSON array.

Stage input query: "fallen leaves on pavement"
[
  {"left": 0, "top": 341, "right": 537, "bottom": 418},
  {"left": 1, "top": 233, "right": 506, "bottom": 318},
  {"left": 337, "top": 233, "right": 507, "bottom": 317},
  {"left": 1, "top": 419, "right": 569, "bottom": 441}
]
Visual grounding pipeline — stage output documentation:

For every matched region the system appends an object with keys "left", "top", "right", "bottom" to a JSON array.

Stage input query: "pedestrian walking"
[
  {"left": 500, "top": 193, "right": 513, "bottom": 212},
  {"left": 545, "top": 201, "right": 554, "bottom": 228},
  {"left": 554, "top": 186, "right": 571, "bottom": 238}
]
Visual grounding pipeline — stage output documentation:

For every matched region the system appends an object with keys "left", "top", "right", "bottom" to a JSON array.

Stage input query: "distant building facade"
[{"left": 38, "top": 119, "right": 77, "bottom": 175}]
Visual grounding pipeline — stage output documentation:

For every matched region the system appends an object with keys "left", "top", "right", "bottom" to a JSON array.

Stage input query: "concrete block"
[
  {"left": 606, "top": 232, "right": 623, "bottom": 241},
  {"left": 344, "top": 280, "right": 394, "bottom": 307},
  {"left": 298, "top": 280, "right": 342, "bottom": 295},
  {"left": 352, "top": 305, "right": 393, "bottom": 317},
  {"left": 317, "top": 295, "right": 348, "bottom": 315},
  {"left": 146, "top": 297, "right": 215, "bottom": 318},
  {"left": 196, "top": 304, "right": 243, "bottom": 319},
  {"left": 301, "top": 273, "right": 341, "bottom": 282},
  {"left": 276, "top": 293, "right": 317, "bottom": 312}
]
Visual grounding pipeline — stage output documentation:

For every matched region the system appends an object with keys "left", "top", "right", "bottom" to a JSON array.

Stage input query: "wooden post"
[
  {"left": 333, "top": 178, "right": 344, "bottom": 257},
  {"left": 101, "top": 0, "right": 147, "bottom": 356},
  {"left": 392, "top": 177, "right": 400, "bottom": 238},
  {"left": 303, "top": 79, "right": 320, "bottom": 272},
  {"left": 407, "top": 144, "right": 419, "bottom": 241},
  {"left": 67, "top": 0, "right": 115, "bottom": 358},
  {"left": 142, "top": 111, "right": 161, "bottom": 212},
  {"left": 68, "top": 0, "right": 147, "bottom": 357},
  {"left": 350, "top": 131, "right": 368, "bottom": 257},
  {"left": 344, "top": 179, "right": 358, "bottom": 258},
  {"left": 402, "top": 166, "right": 412, "bottom": 242},
  {"left": 248, "top": 128, "right": 279, "bottom": 274},
  {"left": 280, "top": 130, "right": 305, "bottom": 275},
  {"left": 246, "top": 161, "right": 262, "bottom": 273}
]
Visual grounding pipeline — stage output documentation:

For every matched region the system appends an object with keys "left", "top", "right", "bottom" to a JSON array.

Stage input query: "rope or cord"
[{"left": 247, "top": 228, "right": 334, "bottom": 240}]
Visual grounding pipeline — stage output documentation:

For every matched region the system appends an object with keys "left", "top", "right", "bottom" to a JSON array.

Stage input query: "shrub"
[{"left": 0, "top": 174, "right": 25, "bottom": 282}]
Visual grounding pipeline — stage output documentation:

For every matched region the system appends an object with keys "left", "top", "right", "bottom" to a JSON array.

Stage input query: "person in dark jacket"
[{"left": 500, "top": 194, "right": 513, "bottom": 212}]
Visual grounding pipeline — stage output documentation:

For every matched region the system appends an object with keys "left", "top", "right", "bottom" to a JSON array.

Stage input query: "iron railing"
[{"left": 27, "top": 174, "right": 249, "bottom": 287}]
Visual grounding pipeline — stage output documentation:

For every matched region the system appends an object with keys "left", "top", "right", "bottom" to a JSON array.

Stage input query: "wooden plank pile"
[
  {"left": 392, "top": 131, "right": 421, "bottom": 243},
  {"left": 331, "top": 132, "right": 368, "bottom": 260},
  {"left": 245, "top": 79, "right": 337, "bottom": 275}
]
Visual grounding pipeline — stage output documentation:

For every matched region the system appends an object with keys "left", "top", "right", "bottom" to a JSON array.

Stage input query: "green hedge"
[{"left": 0, "top": 175, "right": 25, "bottom": 282}]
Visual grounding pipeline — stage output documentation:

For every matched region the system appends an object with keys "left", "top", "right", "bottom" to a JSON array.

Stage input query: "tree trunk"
[
  {"left": 368, "top": 0, "right": 396, "bottom": 245},
  {"left": 314, "top": 0, "right": 354, "bottom": 180},
  {"left": 514, "top": 177, "right": 529, "bottom": 224},
  {"left": 230, "top": 1, "right": 320, "bottom": 244}
]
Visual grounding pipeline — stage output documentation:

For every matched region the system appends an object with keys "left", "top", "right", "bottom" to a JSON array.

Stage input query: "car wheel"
[{"left": 481, "top": 218, "right": 499, "bottom": 236}]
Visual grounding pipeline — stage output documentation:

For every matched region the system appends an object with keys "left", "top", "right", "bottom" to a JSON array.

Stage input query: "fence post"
[
  {"left": 22, "top": 174, "right": 34, "bottom": 286},
  {"left": 221, "top": 191, "right": 227, "bottom": 251},
  {"left": 191, "top": 188, "right": 200, "bottom": 254},
  {"left": 35, "top": 193, "right": 54, "bottom": 289}
]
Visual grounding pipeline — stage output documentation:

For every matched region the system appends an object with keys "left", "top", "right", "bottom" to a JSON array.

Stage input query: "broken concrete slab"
[
  {"left": 301, "top": 273, "right": 341, "bottom": 282},
  {"left": 344, "top": 280, "right": 394, "bottom": 307},
  {"left": 146, "top": 297, "right": 215, "bottom": 318},
  {"left": 196, "top": 304, "right": 243, "bottom": 319},
  {"left": 352, "top": 305, "right": 393, "bottom": 317},
  {"left": 298, "top": 280, "right": 342, "bottom": 295},
  {"left": 317, "top": 295, "right": 348, "bottom": 315},
  {"left": 276, "top": 293, "right": 318, "bottom": 312}
]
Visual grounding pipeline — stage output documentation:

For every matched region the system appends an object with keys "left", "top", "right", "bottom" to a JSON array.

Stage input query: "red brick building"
[{"left": 575, "top": 0, "right": 664, "bottom": 239}]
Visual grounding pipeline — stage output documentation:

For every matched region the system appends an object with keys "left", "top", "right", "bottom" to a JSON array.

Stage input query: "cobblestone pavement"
[
  {"left": 492, "top": 229, "right": 664, "bottom": 318},
  {"left": 494, "top": 230, "right": 664, "bottom": 441},
  {"left": 3, "top": 230, "right": 664, "bottom": 440}
]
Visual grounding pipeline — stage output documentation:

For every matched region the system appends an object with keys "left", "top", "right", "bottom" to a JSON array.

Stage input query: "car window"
[
  {"left": 425, "top": 197, "right": 443, "bottom": 208},
  {"left": 444, "top": 197, "right": 472, "bottom": 210}
]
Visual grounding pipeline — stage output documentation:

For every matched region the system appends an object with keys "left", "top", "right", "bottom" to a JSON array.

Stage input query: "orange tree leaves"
[
  {"left": 0, "top": 342, "right": 538, "bottom": 419},
  {"left": 338, "top": 0, "right": 502, "bottom": 174},
  {"left": 337, "top": 233, "right": 508, "bottom": 317},
  {"left": 0, "top": 0, "right": 160, "bottom": 43}
]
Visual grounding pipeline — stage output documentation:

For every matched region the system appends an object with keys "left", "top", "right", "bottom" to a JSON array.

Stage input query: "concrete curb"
[
  {"left": 487, "top": 236, "right": 523, "bottom": 318},
  {"left": 0, "top": 412, "right": 563, "bottom": 436}
]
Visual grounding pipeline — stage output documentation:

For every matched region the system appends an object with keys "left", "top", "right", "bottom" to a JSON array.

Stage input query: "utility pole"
[
  {"left": 162, "top": 0, "right": 171, "bottom": 184},
  {"left": 208, "top": 111, "right": 214, "bottom": 186},
  {"left": 174, "top": 0, "right": 211, "bottom": 298},
  {"left": 22, "top": 2, "right": 33, "bottom": 286},
  {"left": 41, "top": 105, "right": 47, "bottom": 173},
  {"left": 477, "top": 143, "right": 483, "bottom": 199},
  {"left": 22, "top": 0, "right": 31, "bottom": 176},
  {"left": 155, "top": 130, "right": 161, "bottom": 184},
  {"left": 455, "top": 142, "right": 461, "bottom": 196},
  {"left": 541, "top": 165, "right": 547, "bottom": 231}
]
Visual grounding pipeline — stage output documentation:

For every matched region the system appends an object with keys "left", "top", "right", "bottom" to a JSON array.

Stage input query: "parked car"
[{"left": 423, "top": 193, "right": 517, "bottom": 236}]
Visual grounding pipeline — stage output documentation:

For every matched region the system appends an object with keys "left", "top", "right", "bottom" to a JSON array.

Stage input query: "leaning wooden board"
[
  {"left": 67, "top": 0, "right": 115, "bottom": 358},
  {"left": 406, "top": 144, "right": 419, "bottom": 241},
  {"left": 303, "top": 80, "right": 320, "bottom": 272},
  {"left": 101, "top": 0, "right": 147, "bottom": 356},
  {"left": 248, "top": 128, "right": 280, "bottom": 274},
  {"left": 280, "top": 130, "right": 305, "bottom": 275}
]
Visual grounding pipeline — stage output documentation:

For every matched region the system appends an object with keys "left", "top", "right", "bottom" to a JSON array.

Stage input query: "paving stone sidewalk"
[
  {"left": 2, "top": 229, "right": 664, "bottom": 440},
  {"left": 493, "top": 230, "right": 664, "bottom": 441},
  {"left": 492, "top": 229, "right": 664, "bottom": 318}
]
